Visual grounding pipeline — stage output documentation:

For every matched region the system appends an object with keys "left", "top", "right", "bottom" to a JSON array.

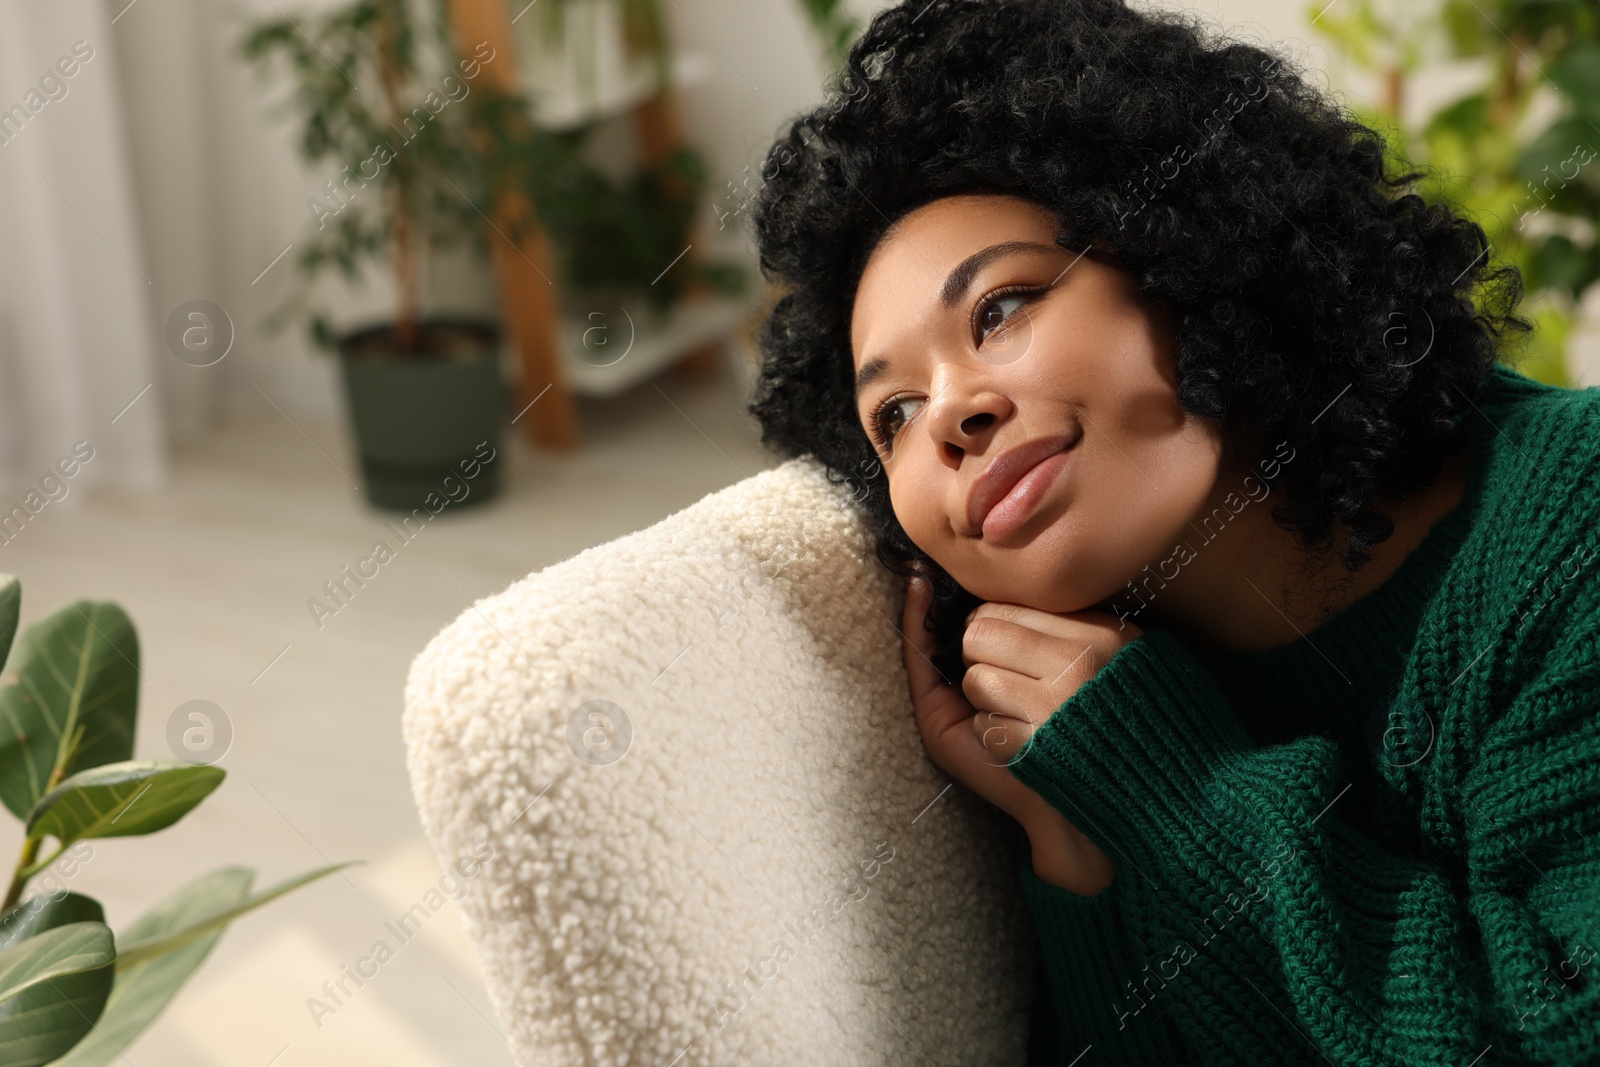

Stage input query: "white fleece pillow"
[{"left": 403, "top": 455, "right": 1036, "bottom": 1066}]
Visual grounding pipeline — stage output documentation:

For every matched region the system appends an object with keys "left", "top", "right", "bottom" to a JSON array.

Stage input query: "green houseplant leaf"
[
  {"left": 0, "top": 575, "right": 20, "bottom": 673},
  {"left": 50, "top": 868, "right": 254, "bottom": 1067},
  {"left": 0, "top": 577, "right": 359, "bottom": 1058},
  {"left": 0, "top": 922, "right": 114, "bottom": 1067},
  {"left": 0, "top": 600, "right": 139, "bottom": 820},
  {"left": 114, "top": 861, "right": 358, "bottom": 972},
  {"left": 1547, "top": 41, "right": 1600, "bottom": 120},
  {"left": 23, "top": 761, "right": 224, "bottom": 858},
  {"left": 0, "top": 892, "right": 104, "bottom": 950}
]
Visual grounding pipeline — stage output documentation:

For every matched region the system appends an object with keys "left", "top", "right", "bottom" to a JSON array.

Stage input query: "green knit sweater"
[{"left": 1007, "top": 361, "right": 1600, "bottom": 1066}]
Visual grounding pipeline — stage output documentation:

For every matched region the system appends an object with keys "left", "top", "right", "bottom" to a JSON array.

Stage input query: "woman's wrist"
[{"left": 1022, "top": 802, "right": 1115, "bottom": 896}]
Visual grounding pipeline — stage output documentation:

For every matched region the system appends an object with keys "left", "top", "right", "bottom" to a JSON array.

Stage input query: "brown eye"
[
  {"left": 871, "top": 395, "right": 924, "bottom": 449},
  {"left": 977, "top": 293, "right": 1031, "bottom": 343}
]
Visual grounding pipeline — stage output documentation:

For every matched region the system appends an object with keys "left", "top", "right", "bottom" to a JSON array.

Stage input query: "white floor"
[{"left": 0, "top": 354, "right": 776, "bottom": 1065}]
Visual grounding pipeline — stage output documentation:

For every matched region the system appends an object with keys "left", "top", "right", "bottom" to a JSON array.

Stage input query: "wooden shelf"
[
  {"left": 447, "top": 0, "right": 742, "bottom": 449},
  {"left": 559, "top": 294, "right": 750, "bottom": 397},
  {"left": 522, "top": 50, "right": 713, "bottom": 132}
]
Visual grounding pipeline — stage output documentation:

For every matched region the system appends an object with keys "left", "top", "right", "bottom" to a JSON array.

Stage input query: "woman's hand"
[{"left": 901, "top": 570, "right": 1142, "bottom": 895}]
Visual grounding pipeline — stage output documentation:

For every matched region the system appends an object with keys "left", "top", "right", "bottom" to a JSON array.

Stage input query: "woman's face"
[{"left": 849, "top": 192, "right": 1230, "bottom": 613}]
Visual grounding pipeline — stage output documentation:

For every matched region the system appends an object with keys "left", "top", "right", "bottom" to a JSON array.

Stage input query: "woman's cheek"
[{"left": 895, "top": 500, "right": 944, "bottom": 567}]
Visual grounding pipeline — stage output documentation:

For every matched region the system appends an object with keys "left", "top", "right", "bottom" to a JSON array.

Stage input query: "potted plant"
[
  {"left": 0, "top": 575, "right": 348, "bottom": 1064},
  {"left": 489, "top": 0, "right": 748, "bottom": 323},
  {"left": 242, "top": 0, "right": 510, "bottom": 511},
  {"left": 1311, "top": 0, "right": 1600, "bottom": 387}
]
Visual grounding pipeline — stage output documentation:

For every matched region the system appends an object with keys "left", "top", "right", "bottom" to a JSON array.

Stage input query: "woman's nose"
[{"left": 922, "top": 374, "right": 1012, "bottom": 458}]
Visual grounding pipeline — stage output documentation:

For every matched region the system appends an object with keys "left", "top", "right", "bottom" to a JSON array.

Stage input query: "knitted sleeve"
[
  {"left": 1007, "top": 624, "right": 1600, "bottom": 1065},
  {"left": 1013, "top": 855, "right": 1182, "bottom": 1064}
]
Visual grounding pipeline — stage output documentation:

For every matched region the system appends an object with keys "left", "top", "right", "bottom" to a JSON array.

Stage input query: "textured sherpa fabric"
[{"left": 403, "top": 455, "right": 1035, "bottom": 1066}]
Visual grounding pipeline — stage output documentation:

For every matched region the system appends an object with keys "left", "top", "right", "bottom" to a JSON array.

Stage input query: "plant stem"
[
  {"left": 2, "top": 838, "right": 39, "bottom": 912},
  {"left": 1492, "top": 35, "right": 1522, "bottom": 129},
  {"left": 2, "top": 725, "right": 84, "bottom": 911},
  {"left": 376, "top": 0, "right": 420, "bottom": 353},
  {"left": 1383, "top": 66, "right": 1404, "bottom": 121},
  {"left": 14, "top": 842, "right": 66, "bottom": 884}
]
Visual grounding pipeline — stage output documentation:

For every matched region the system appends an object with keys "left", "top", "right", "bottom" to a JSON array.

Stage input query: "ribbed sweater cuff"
[
  {"left": 1017, "top": 859, "right": 1178, "bottom": 1061},
  {"left": 1006, "top": 628, "right": 1252, "bottom": 869}
]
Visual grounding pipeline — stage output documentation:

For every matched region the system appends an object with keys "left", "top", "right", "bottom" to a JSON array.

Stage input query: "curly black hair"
[{"left": 744, "top": 0, "right": 1531, "bottom": 682}]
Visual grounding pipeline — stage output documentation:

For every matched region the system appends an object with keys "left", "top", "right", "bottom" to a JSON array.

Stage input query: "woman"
[{"left": 745, "top": 0, "right": 1600, "bottom": 1063}]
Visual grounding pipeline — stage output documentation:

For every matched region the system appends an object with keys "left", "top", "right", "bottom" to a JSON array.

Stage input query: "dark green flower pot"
[{"left": 335, "top": 317, "right": 506, "bottom": 512}]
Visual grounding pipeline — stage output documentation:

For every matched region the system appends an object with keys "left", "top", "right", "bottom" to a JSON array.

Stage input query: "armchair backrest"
[{"left": 403, "top": 456, "right": 1034, "bottom": 1065}]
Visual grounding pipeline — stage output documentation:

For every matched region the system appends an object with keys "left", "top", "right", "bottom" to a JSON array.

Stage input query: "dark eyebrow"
[
  {"left": 939, "top": 240, "right": 1058, "bottom": 310},
  {"left": 854, "top": 356, "right": 893, "bottom": 404},
  {"left": 854, "top": 240, "right": 1061, "bottom": 402}
]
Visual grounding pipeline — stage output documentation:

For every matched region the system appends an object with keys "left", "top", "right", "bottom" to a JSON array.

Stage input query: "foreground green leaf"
[
  {"left": 0, "top": 922, "right": 114, "bottom": 1066},
  {"left": 24, "top": 761, "right": 224, "bottom": 852},
  {"left": 0, "top": 892, "right": 103, "bottom": 950},
  {"left": 52, "top": 869, "right": 254, "bottom": 1067},
  {"left": 115, "top": 861, "right": 358, "bottom": 972},
  {"left": 0, "top": 575, "right": 20, "bottom": 675},
  {"left": 0, "top": 601, "right": 139, "bottom": 820}
]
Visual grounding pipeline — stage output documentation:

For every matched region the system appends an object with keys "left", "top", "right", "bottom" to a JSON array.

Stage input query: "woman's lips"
[
  {"left": 965, "top": 430, "right": 1080, "bottom": 538},
  {"left": 980, "top": 447, "right": 1073, "bottom": 540}
]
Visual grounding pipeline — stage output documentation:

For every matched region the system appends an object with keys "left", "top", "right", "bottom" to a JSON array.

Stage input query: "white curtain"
[{"left": 0, "top": 0, "right": 205, "bottom": 504}]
